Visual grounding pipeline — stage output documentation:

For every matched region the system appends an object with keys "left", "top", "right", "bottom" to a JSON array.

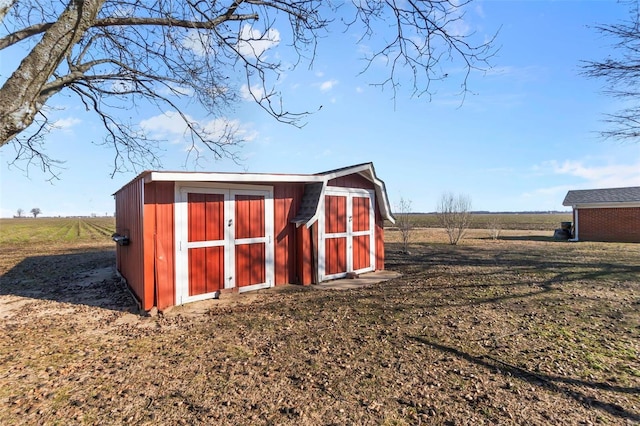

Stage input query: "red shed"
[{"left": 113, "top": 162, "right": 395, "bottom": 311}]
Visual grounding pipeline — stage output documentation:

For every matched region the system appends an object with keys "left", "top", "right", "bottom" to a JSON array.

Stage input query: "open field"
[
  {"left": 0, "top": 217, "right": 116, "bottom": 245},
  {"left": 387, "top": 213, "right": 573, "bottom": 231},
  {"left": 1, "top": 218, "right": 639, "bottom": 425}
]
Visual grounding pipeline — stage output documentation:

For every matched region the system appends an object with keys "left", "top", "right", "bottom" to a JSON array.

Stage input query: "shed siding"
[
  {"left": 375, "top": 200, "right": 385, "bottom": 270},
  {"left": 328, "top": 174, "right": 375, "bottom": 189},
  {"left": 114, "top": 177, "right": 145, "bottom": 307},
  {"left": 114, "top": 165, "right": 391, "bottom": 310},
  {"left": 296, "top": 224, "right": 316, "bottom": 285},
  {"left": 274, "top": 183, "right": 305, "bottom": 284},
  {"left": 578, "top": 207, "right": 640, "bottom": 243},
  {"left": 143, "top": 181, "right": 176, "bottom": 311}
]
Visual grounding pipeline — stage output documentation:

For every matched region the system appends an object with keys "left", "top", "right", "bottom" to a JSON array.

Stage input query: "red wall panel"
[
  {"left": 274, "top": 184, "right": 305, "bottom": 285},
  {"left": 235, "top": 243, "right": 266, "bottom": 286},
  {"left": 114, "top": 176, "right": 145, "bottom": 307},
  {"left": 235, "top": 194, "right": 265, "bottom": 239},
  {"left": 353, "top": 235, "right": 370, "bottom": 270},
  {"left": 144, "top": 181, "right": 176, "bottom": 311},
  {"left": 328, "top": 174, "right": 375, "bottom": 189},
  {"left": 352, "top": 196, "right": 370, "bottom": 232},
  {"left": 325, "top": 237, "right": 347, "bottom": 275},
  {"left": 325, "top": 195, "right": 347, "bottom": 233},
  {"left": 296, "top": 224, "right": 315, "bottom": 285},
  {"left": 375, "top": 199, "right": 385, "bottom": 270},
  {"left": 189, "top": 246, "right": 224, "bottom": 294},
  {"left": 188, "top": 193, "right": 224, "bottom": 242}
]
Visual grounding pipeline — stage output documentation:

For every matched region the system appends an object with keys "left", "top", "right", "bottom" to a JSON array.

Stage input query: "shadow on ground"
[
  {"left": 494, "top": 235, "right": 559, "bottom": 242},
  {"left": 410, "top": 336, "right": 640, "bottom": 423},
  {"left": 0, "top": 248, "right": 137, "bottom": 312}
]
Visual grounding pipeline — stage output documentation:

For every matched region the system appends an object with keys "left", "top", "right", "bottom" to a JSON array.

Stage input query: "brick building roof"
[{"left": 563, "top": 186, "right": 640, "bottom": 206}]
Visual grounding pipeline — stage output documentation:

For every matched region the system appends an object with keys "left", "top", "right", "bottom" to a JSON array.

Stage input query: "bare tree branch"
[
  {"left": 581, "top": 0, "right": 640, "bottom": 142},
  {"left": 1, "top": 0, "right": 496, "bottom": 178}
]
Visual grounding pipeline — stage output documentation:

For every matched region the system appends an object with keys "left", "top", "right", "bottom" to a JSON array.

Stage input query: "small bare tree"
[
  {"left": 16, "top": 208, "right": 24, "bottom": 218},
  {"left": 436, "top": 192, "right": 472, "bottom": 245},
  {"left": 396, "top": 198, "right": 413, "bottom": 254},
  {"left": 30, "top": 207, "right": 41, "bottom": 218},
  {"left": 488, "top": 216, "right": 502, "bottom": 240}
]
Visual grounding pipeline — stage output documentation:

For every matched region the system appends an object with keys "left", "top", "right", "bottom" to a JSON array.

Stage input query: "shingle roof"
[
  {"left": 290, "top": 163, "right": 396, "bottom": 227},
  {"left": 562, "top": 187, "right": 640, "bottom": 206},
  {"left": 291, "top": 182, "right": 324, "bottom": 225}
]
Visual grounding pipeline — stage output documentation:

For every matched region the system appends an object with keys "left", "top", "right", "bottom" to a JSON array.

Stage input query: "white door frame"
[
  {"left": 318, "top": 187, "right": 375, "bottom": 282},
  {"left": 174, "top": 183, "right": 274, "bottom": 305}
]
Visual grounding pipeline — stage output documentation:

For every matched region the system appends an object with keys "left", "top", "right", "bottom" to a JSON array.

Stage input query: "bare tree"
[
  {"left": 436, "top": 192, "right": 472, "bottom": 245},
  {"left": 581, "top": 0, "right": 640, "bottom": 141},
  {"left": 1, "top": 0, "right": 496, "bottom": 177},
  {"left": 488, "top": 216, "right": 502, "bottom": 240},
  {"left": 396, "top": 198, "right": 413, "bottom": 254},
  {"left": 16, "top": 208, "right": 24, "bottom": 218},
  {"left": 30, "top": 207, "right": 42, "bottom": 218}
]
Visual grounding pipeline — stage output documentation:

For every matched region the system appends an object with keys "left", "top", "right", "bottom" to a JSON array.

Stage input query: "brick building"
[{"left": 562, "top": 187, "right": 640, "bottom": 243}]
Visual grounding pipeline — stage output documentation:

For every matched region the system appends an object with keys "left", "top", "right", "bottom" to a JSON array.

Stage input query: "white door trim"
[
  {"left": 318, "top": 187, "right": 375, "bottom": 282},
  {"left": 230, "top": 188, "right": 274, "bottom": 294},
  {"left": 174, "top": 183, "right": 274, "bottom": 305}
]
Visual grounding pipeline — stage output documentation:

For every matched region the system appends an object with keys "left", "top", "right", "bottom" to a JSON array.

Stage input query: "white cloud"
[
  {"left": 440, "top": 4, "right": 471, "bottom": 38},
  {"left": 140, "top": 111, "right": 257, "bottom": 146},
  {"left": 237, "top": 25, "right": 280, "bottom": 58},
  {"left": 182, "top": 30, "right": 215, "bottom": 56},
  {"left": 521, "top": 157, "right": 640, "bottom": 209},
  {"left": 240, "top": 84, "right": 265, "bottom": 101},
  {"left": 319, "top": 79, "right": 338, "bottom": 92},
  {"left": 139, "top": 111, "right": 189, "bottom": 141},
  {"left": 183, "top": 26, "right": 280, "bottom": 60},
  {"left": 547, "top": 158, "right": 640, "bottom": 188},
  {"left": 202, "top": 117, "right": 258, "bottom": 144},
  {"left": 53, "top": 117, "right": 81, "bottom": 130}
]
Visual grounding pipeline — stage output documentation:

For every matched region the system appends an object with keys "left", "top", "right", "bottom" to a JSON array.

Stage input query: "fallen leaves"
[{"left": 1, "top": 236, "right": 640, "bottom": 424}]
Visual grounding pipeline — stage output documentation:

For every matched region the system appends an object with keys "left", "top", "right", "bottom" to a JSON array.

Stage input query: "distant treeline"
[
  {"left": 387, "top": 212, "right": 572, "bottom": 231},
  {"left": 401, "top": 211, "right": 571, "bottom": 215}
]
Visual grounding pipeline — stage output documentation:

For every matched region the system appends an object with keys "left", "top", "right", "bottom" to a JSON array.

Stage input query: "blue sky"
[{"left": 2, "top": 0, "right": 640, "bottom": 217}]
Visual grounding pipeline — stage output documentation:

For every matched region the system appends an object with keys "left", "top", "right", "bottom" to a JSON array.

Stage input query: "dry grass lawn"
[{"left": 1, "top": 221, "right": 639, "bottom": 425}]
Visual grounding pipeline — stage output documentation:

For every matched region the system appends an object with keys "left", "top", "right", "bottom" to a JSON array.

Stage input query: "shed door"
[
  {"left": 187, "top": 192, "right": 226, "bottom": 298},
  {"left": 320, "top": 188, "right": 375, "bottom": 281},
  {"left": 176, "top": 185, "right": 274, "bottom": 305},
  {"left": 233, "top": 192, "right": 267, "bottom": 291}
]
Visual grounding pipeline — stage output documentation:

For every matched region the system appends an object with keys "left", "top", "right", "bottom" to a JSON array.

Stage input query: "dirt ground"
[{"left": 1, "top": 230, "right": 639, "bottom": 425}]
